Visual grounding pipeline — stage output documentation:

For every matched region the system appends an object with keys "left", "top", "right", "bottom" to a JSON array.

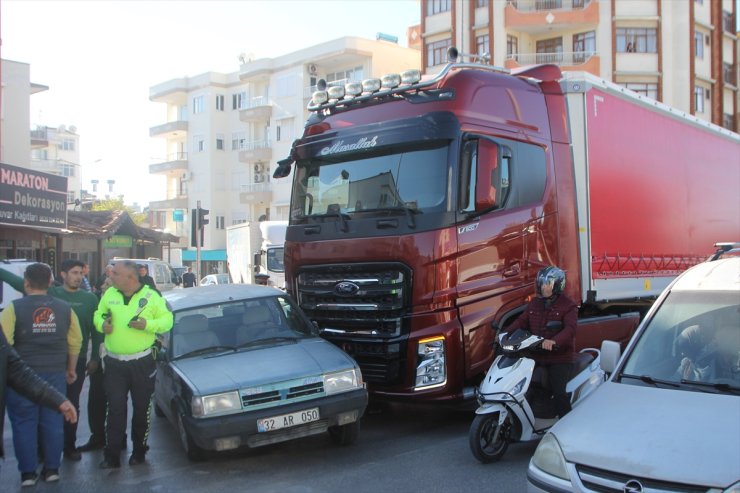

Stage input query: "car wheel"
[
  {"left": 176, "top": 410, "right": 207, "bottom": 461},
  {"left": 328, "top": 420, "right": 360, "bottom": 446}
]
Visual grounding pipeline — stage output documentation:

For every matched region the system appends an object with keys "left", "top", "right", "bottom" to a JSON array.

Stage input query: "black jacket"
[{"left": 0, "top": 330, "right": 66, "bottom": 458}]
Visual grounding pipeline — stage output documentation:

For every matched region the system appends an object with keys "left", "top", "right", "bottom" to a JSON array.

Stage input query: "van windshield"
[
  {"left": 621, "top": 291, "right": 740, "bottom": 390},
  {"left": 290, "top": 142, "right": 449, "bottom": 223}
]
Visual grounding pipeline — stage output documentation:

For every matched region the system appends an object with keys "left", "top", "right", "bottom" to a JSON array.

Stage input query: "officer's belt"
[{"left": 106, "top": 348, "right": 152, "bottom": 361}]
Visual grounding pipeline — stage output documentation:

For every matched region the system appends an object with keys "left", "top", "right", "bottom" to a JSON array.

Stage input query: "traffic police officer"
[{"left": 94, "top": 260, "right": 173, "bottom": 468}]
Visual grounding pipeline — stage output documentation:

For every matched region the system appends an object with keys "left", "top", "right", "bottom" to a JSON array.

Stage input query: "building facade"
[
  {"left": 30, "top": 125, "right": 82, "bottom": 205},
  {"left": 420, "top": 0, "right": 738, "bottom": 130},
  {"left": 148, "top": 36, "right": 420, "bottom": 271}
]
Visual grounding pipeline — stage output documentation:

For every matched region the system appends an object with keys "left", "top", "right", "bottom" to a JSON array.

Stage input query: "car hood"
[
  {"left": 171, "top": 338, "right": 355, "bottom": 395},
  {"left": 551, "top": 381, "right": 740, "bottom": 488}
]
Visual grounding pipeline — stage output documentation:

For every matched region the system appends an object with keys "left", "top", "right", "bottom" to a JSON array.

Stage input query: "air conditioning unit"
[
  {"left": 254, "top": 173, "right": 264, "bottom": 183},
  {"left": 254, "top": 163, "right": 264, "bottom": 173},
  {"left": 181, "top": 171, "right": 192, "bottom": 181},
  {"left": 308, "top": 63, "right": 318, "bottom": 76}
]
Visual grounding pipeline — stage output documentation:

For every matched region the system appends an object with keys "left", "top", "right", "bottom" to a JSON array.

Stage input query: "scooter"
[{"left": 469, "top": 325, "right": 606, "bottom": 463}]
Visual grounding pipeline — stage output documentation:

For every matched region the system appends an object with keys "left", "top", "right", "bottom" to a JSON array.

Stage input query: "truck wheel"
[
  {"left": 469, "top": 413, "right": 510, "bottom": 463},
  {"left": 177, "top": 411, "right": 207, "bottom": 461},
  {"left": 328, "top": 420, "right": 360, "bottom": 446}
]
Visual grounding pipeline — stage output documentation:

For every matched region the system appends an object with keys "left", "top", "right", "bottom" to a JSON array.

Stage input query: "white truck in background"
[{"left": 226, "top": 220, "right": 287, "bottom": 288}]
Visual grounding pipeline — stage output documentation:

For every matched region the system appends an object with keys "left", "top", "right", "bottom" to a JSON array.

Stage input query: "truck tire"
[
  {"left": 177, "top": 411, "right": 207, "bottom": 461},
  {"left": 328, "top": 420, "right": 360, "bottom": 446},
  {"left": 469, "top": 413, "right": 510, "bottom": 463}
]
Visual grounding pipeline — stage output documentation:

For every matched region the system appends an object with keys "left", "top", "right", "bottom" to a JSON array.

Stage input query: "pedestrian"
[
  {"left": 94, "top": 263, "right": 114, "bottom": 295},
  {"left": 50, "top": 259, "right": 104, "bottom": 460},
  {"left": 0, "top": 328, "right": 78, "bottom": 483},
  {"left": 80, "top": 262, "right": 92, "bottom": 292},
  {"left": 94, "top": 260, "right": 173, "bottom": 468},
  {"left": 0, "top": 263, "right": 82, "bottom": 486},
  {"left": 137, "top": 264, "right": 159, "bottom": 294},
  {"left": 182, "top": 267, "right": 196, "bottom": 288}
]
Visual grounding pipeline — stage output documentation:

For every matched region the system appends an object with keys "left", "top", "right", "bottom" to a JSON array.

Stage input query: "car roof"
[
  {"left": 671, "top": 257, "right": 740, "bottom": 292},
  {"left": 164, "top": 284, "right": 284, "bottom": 311}
]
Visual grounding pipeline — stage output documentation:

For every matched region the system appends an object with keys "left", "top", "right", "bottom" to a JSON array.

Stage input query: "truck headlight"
[
  {"left": 192, "top": 391, "right": 241, "bottom": 417},
  {"left": 415, "top": 336, "right": 446, "bottom": 390},
  {"left": 324, "top": 368, "right": 362, "bottom": 395},
  {"left": 531, "top": 433, "right": 571, "bottom": 481}
]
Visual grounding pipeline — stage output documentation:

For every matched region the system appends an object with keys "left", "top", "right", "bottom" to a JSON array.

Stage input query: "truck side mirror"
[
  {"left": 600, "top": 340, "right": 621, "bottom": 374},
  {"left": 253, "top": 253, "right": 260, "bottom": 273},
  {"left": 475, "top": 140, "right": 499, "bottom": 211}
]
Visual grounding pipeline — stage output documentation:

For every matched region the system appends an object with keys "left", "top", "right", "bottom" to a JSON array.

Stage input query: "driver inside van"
[{"left": 676, "top": 324, "right": 740, "bottom": 383}]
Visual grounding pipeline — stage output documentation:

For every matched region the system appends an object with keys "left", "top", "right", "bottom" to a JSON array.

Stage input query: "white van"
[
  {"left": 527, "top": 256, "right": 740, "bottom": 492},
  {"left": 109, "top": 258, "right": 180, "bottom": 292}
]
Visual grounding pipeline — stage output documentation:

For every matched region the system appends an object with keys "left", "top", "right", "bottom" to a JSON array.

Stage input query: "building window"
[
  {"left": 476, "top": 0, "right": 488, "bottom": 7},
  {"left": 536, "top": 37, "right": 563, "bottom": 64},
  {"left": 427, "top": 38, "right": 452, "bottom": 67},
  {"left": 723, "top": 113, "right": 735, "bottom": 131},
  {"left": 231, "top": 132, "right": 246, "bottom": 150},
  {"left": 617, "top": 28, "right": 657, "bottom": 53},
  {"left": 723, "top": 62, "right": 737, "bottom": 86},
  {"left": 194, "top": 135, "right": 205, "bottom": 152},
  {"left": 573, "top": 31, "right": 596, "bottom": 63},
  {"left": 215, "top": 94, "right": 224, "bottom": 111},
  {"left": 192, "top": 95, "right": 204, "bottom": 114},
  {"left": 476, "top": 35, "right": 490, "bottom": 56},
  {"left": 694, "top": 32, "right": 704, "bottom": 59},
  {"left": 216, "top": 134, "right": 224, "bottom": 150},
  {"left": 326, "top": 66, "right": 364, "bottom": 85},
  {"left": 58, "top": 138, "right": 75, "bottom": 151},
  {"left": 694, "top": 86, "right": 706, "bottom": 113},
  {"left": 506, "top": 35, "right": 518, "bottom": 58},
  {"left": 67, "top": 191, "right": 75, "bottom": 204},
  {"left": 694, "top": 0, "right": 703, "bottom": 3},
  {"left": 722, "top": 11, "right": 734, "bottom": 33},
  {"left": 624, "top": 82, "right": 658, "bottom": 100},
  {"left": 232, "top": 91, "right": 246, "bottom": 110},
  {"left": 216, "top": 216, "right": 225, "bottom": 229},
  {"left": 426, "top": 0, "right": 451, "bottom": 16},
  {"left": 60, "top": 162, "right": 75, "bottom": 177}
]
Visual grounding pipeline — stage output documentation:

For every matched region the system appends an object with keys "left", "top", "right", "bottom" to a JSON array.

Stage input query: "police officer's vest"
[{"left": 12, "top": 295, "right": 72, "bottom": 373}]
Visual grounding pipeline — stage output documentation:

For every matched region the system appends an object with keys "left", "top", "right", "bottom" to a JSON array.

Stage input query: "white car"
[
  {"left": 199, "top": 273, "right": 230, "bottom": 286},
  {"left": 527, "top": 257, "right": 740, "bottom": 493}
]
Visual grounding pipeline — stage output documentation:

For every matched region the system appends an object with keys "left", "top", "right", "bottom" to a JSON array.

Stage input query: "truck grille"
[{"left": 296, "top": 263, "right": 412, "bottom": 384}]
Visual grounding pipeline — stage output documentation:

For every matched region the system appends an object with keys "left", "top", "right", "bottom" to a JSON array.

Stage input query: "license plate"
[{"left": 257, "top": 408, "right": 320, "bottom": 433}]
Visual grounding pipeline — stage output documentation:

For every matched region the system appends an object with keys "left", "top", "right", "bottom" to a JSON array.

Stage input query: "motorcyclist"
[{"left": 504, "top": 266, "right": 577, "bottom": 418}]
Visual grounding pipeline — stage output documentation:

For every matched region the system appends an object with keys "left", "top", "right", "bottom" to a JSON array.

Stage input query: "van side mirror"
[
  {"left": 600, "top": 340, "right": 621, "bottom": 374},
  {"left": 475, "top": 140, "right": 499, "bottom": 211}
]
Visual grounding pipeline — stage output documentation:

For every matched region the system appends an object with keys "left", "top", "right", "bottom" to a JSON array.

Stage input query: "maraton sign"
[{"left": 0, "top": 162, "right": 68, "bottom": 229}]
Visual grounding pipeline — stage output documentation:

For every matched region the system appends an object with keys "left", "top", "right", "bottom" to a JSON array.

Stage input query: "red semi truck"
[{"left": 273, "top": 56, "right": 740, "bottom": 402}]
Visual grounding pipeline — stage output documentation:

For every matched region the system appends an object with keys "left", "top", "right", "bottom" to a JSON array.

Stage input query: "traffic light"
[
  {"left": 190, "top": 208, "right": 198, "bottom": 247},
  {"left": 198, "top": 207, "right": 210, "bottom": 227}
]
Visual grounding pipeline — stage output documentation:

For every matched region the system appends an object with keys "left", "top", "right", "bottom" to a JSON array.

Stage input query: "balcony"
[
  {"left": 506, "top": 52, "right": 600, "bottom": 76},
  {"left": 505, "top": 0, "right": 598, "bottom": 33},
  {"left": 239, "top": 183, "right": 271, "bottom": 204},
  {"left": 149, "top": 153, "right": 188, "bottom": 175},
  {"left": 30, "top": 128, "right": 49, "bottom": 148},
  {"left": 238, "top": 96, "right": 272, "bottom": 122},
  {"left": 238, "top": 139, "right": 272, "bottom": 162},
  {"left": 149, "top": 120, "right": 188, "bottom": 138},
  {"left": 149, "top": 197, "right": 188, "bottom": 210}
]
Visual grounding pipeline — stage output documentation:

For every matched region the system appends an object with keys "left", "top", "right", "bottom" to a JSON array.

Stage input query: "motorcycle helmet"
[{"left": 536, "top": 266, "right": 566, "bottom": 297}]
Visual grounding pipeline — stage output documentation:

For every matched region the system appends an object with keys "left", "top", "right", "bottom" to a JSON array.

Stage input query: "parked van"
[{"left": 109, "top": 258, "right": 180, "bottom": 292}]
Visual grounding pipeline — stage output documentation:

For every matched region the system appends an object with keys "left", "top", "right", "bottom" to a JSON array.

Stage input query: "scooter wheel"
[{"left": 469, "top": 413, "right": 510, "bottom": 463}]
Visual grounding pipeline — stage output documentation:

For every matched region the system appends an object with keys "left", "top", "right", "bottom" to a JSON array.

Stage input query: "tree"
[{"left": 91, "top": 196, "right": 147, "bottom": 225}]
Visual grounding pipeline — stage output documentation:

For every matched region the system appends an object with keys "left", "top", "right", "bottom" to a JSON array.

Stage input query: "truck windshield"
[
  {"left": 291, "top": 143, "right": 449, "bottom": 222},
  {"left": 620, "top": 291, "right": 740, "bottom": 391}
]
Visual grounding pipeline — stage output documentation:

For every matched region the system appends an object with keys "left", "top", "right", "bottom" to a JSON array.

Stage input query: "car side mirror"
[{"left": 600, "top": 340, "right": 621, "bottom": 374}]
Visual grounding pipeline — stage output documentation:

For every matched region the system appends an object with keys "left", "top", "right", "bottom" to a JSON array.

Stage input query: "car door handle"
[{"left": 503, "top": 263, "right": 521, "bottom": 277}]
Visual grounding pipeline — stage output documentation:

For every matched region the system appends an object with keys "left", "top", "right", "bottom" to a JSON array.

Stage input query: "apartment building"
[
  {"left": 148, "top": 36, "right": 420, "bottom": 268},
  {"left": 421, "top": 0, "right": 738, "bottom": 130},
  {"left": 30, "top": 124, "right": 82, "bottom": 205}
]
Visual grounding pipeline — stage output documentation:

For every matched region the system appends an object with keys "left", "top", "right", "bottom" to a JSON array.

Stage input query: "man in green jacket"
[{"left": 94, "top": 260, "right": 173, "bottom": 468}]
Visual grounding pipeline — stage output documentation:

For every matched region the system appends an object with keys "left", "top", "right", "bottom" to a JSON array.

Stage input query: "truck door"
[{"left": 455, "top": 137, "right": 547, "bottom": 378}]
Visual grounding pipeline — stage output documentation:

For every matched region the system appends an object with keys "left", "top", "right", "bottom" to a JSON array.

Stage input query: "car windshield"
[
  {"left": 621, "top": 291, "right": 740, "bottom": 390},
  {"left": 266, "top": 247, "right": 284, "bottom": 272},
  {"left": 290, "top": 142, "right": 449, "bottom": 223},
  {"left": 171, "top": 295, "right": 312, "bottom": 359}
]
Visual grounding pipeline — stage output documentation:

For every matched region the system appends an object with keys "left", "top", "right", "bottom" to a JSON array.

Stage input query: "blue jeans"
[{"left": 6, "top": 372, "right": 66, "bottom": 473}]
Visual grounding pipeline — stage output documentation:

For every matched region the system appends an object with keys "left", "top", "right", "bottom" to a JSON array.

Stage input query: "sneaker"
[
  {"left": 41, "top": 469, "right": 60, "bottom": 482},
  {"left": 128, "top": 453, "right": 146, "bottom": 466},
  {"left": 20, "top": 472, "right": 38, "bottom": 487},
  {"left": 64, "top": 447, "right": 82, "bottom": 461}
]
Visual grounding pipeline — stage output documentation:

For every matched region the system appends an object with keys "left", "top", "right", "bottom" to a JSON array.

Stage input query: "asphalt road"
[{"left": 1, "top": 389, "right": 535, "bottom": 493}]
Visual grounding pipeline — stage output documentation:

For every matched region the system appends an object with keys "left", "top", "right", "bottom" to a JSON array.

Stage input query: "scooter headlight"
[{"left": 511, "top": 377, "right": 527, "bottom": 396}]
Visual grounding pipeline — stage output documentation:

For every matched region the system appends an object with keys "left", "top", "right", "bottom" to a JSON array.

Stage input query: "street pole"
[{"left": 196, "top": 199, "right": 202, "bottom": 280}]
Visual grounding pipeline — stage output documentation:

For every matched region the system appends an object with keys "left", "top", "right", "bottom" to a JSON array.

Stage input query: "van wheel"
[
  {"left": 328, "top": 420, "right": 360, "bottom": 446},
  {"left": 469, "top": 413, "right": 510, "bottom": 463},
  {"left": 177, "top": 411, "right": 207, "bottom": 461}
]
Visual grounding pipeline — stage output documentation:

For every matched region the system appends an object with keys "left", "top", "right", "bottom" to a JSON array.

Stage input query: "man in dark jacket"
[
  {"left": 0, "top": 328, "right": 77, "bottom": 477},
  {"left": 505, "top": 266, "right": 577, "bottom": 418}
]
